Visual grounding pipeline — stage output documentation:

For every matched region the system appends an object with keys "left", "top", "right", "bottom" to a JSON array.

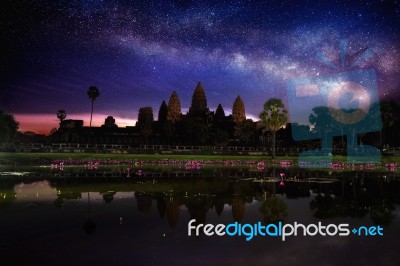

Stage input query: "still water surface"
[{"left": 1, "top": 164, "right": 399, "bottom": 265}]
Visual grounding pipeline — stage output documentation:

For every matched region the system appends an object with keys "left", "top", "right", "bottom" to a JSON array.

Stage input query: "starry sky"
[{"left": 1, "top": 0, "right": 399, "bottom": 134}]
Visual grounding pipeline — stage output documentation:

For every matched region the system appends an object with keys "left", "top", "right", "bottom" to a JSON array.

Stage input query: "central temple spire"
[{"left": 189, "top": 82, "right": 208, "bottom": 116}]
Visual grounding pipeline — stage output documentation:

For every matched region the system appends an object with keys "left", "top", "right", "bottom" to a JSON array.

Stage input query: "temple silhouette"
[
  {"left": 24, "top": 81, "right": 394, "bottom": 154},
  {"left": 56, "top": 82, "right": 271, "bottom": 146}
]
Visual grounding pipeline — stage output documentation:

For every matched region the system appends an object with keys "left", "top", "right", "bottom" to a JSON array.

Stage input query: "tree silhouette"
[
  {"left": 50, "top": 127, "right": 58, "bottom": 135},
  {"left": 56, "top": 109, "right": 66, "bottom": 123},
  {"left": 309, "top": 194, "right": 368, "bottom": 219},
  {"left": 309, "top": 194, "right": 344, "bottom": 219},
  {"left": 307, "top": 106, "right": 339, "bottom": 151},
  {"left": 87, "top": 86, "right": 100, "bottom": 127},
  {"left": 259, "top": 194, "right": 288, "bottom": 223},
  {"left": 380, "top": 101, "right": 400, "bottom": 147},
  {"left": 49, "top": 127, "right": 59, "bottom": 141},
  {"left": 0, "top": 109, "right": 19, "bottom": 143},
  {"left": 259, "top": 98, "right": 288, "bottom": 158},
  {"left": 369, "top": 200, "right": 395, "bottom": 226},
  {"left": 308, "top": 103, "right": 382, "bottom": 155}
]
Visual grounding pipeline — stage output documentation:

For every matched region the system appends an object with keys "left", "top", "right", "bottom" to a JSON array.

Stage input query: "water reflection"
[
  {"left": 259, "top": 193, "right": 288, "bottom": 223},
  {"left": 1, "top": 166, "right": 399, "bottom": 265},
  {"left": 1, "top": 167, "right": 399, "bottom": 228},
  {"left": 84, "top": 191, "right": 96, "bottom": 234}
]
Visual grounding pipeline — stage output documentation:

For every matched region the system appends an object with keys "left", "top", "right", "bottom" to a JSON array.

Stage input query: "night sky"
[{"left": 1, "top": 0, "right": 399, "bottom": 134}]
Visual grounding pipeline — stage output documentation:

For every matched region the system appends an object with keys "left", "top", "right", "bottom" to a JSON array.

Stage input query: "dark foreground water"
[{"left": 1, "top": 164, "right": 400, "bottom": 266}]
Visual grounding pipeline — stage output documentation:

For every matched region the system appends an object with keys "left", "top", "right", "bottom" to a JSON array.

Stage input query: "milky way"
[{"left": 1, "top": 0, "right": 399, "bottom": 133}]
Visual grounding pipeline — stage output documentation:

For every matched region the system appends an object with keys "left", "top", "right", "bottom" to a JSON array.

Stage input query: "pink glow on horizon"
[
  {"left": 14, "top": 109, "right": 258, "bottom": 135},
  {"left": 14, "top": 113, "right": 137, "bottom": 135}
]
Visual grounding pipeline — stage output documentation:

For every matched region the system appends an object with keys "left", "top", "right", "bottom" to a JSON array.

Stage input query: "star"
[{"left": 1, "top": 0, "right": 399, "bottom": 134}]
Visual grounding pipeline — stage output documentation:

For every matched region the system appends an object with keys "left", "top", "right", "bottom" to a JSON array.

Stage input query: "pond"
[{"left": 0, "top": 161, "right": 399, "bottom": 265}]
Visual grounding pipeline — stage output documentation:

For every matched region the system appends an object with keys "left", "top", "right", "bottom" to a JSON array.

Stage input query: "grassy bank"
[
  {"left": 1, "top": 152, "right": 399, "bottom": 166},
  {"left": 0, "top": 152, "right": 276, "bottom": 165}
]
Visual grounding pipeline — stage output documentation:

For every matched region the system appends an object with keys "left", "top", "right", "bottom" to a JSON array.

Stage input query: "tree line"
[{"left": 1, "top": 83, "right": 400, "bottom": 151}]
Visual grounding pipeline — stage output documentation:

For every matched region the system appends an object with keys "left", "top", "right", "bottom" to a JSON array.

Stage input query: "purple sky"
[{"left": 1, "top": 0, "right": 399, "bottom": 134}]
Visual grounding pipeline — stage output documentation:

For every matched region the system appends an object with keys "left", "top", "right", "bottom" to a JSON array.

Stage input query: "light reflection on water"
[
  {"left": 0, "top": 166, "right": 400, "bottom": 266},
  {"left": 14, "top": 181, "right": 57, "bottom": 201}
]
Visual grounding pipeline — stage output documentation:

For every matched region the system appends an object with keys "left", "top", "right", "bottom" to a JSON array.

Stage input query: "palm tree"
[
  {"left": 87, "top": 86, "right": 100, "bottom": 127},
  {"left": 259, "top": 98, "right": 288, "bottom": 159},
  {"left": 259, "top": 193, "right": 288, "bottom": 224},
  {"left": 56, "top": 109, "right": 66, "bottom": 123}
]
